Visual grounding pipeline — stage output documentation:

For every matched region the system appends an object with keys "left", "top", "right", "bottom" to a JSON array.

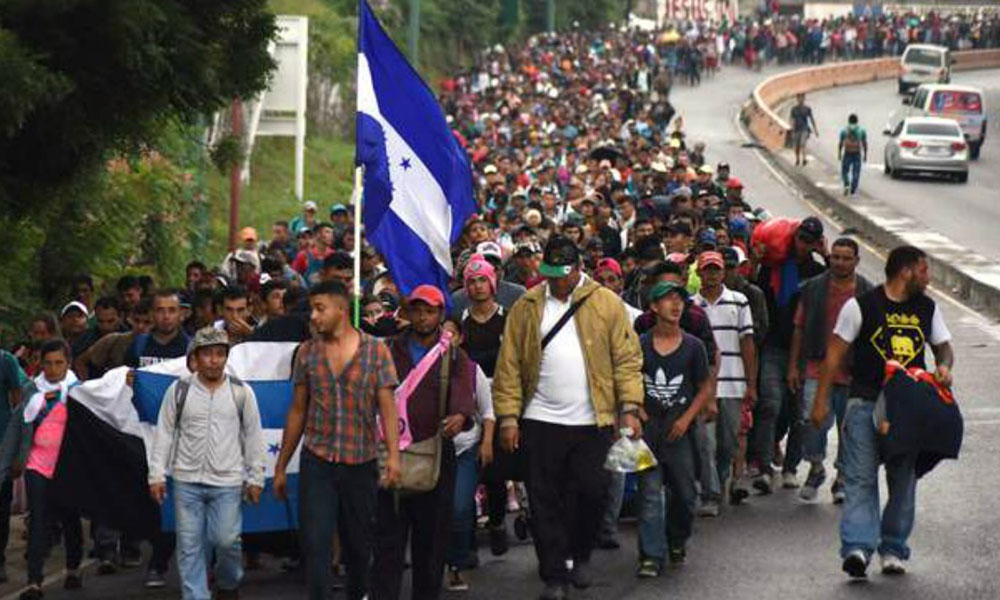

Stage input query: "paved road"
[
  {"left": 795, "top": 70, "right": 1000, "bottom": 259},
  {"left": 7, "top": 65, "right": 1000, "bottom": 600}
]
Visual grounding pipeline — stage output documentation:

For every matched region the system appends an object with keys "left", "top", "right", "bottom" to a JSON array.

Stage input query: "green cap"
[{"left": 647, "top": 280, "right": 688, "bottom": 303}]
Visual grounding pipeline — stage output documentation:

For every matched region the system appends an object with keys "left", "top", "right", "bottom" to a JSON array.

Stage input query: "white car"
[
  {"left": 898, "top": 44, "right": 951, "bottom": 94},
  {"left": 882, "top": 117, "right": 969, "bottom": 183},
  {"left": 903, "top": 84, "right": 987, "bottom": 159}
]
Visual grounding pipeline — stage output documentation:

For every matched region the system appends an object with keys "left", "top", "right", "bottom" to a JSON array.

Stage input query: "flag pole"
[{"left": 352, "top": 166, "right": 364, "bottom": 329}]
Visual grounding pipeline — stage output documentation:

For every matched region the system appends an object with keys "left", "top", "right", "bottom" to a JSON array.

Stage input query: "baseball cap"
[
  {"left": 188, "top": 327, "right": 229, "bottom": 356},
  {"left": 232, "top": 249, "right": 258, "bottom": 265},
  {"left": 514, "top": 241, "right": 542, "bottom": 256},
  {"left": 406, "top": 284, "right": 446, "bottom": 308},
  {"left": 797, "top": 216, "right": 824, "bottom": 243},
  {"left": 304, "top": 200, "right": 318, "bottom": 211},
  {"left": 647, "top": 280, "right": 688, "bottom": 303},
  {"left": 726, "top": 177, "right": 744, "bottom": 190},
  {"left": 60, "top": 301, "right": 88, "bottom": 318},
  {"left": 717, "top": 162, "right": 731, "bottom": 171},
  {"left": 483, "top": 164, "right": 499, "bottom": 175},
  {"left": 722, "top": 246, "right": 747, "bottom": 268},
  {"left": 595, "top": 257, "right": 623, "bottom": 278},
  {"left": 539, "top": 235, "right": 581, "bottom": 278},
  {"left": 475, "top": 241, "right": 503, "bottom": 263},
  {"left": 666, "top": 252, "right": 689, "bottom": 265},
  {"left": 697, "top": 229, "right": 717, "bottom": 248},
  {"left": 697, "top": 251, "right": 725, "bottom": 270},
  {"left": 329, "top": 203, "right": 349, "bottom": 215},
  {"left": 698, "top": 164, "right": 714, "bottom": 175}
]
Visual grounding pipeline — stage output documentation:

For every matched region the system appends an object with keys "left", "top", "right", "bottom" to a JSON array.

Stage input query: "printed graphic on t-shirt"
[
  {"left": 870, "top": 312, "right": 926, "bottom": 366},
  {"left": 644, "top": 369, "right": 685, "bottom": 409}
]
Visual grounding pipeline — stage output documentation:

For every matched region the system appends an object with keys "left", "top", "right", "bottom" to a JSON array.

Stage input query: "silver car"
[{"left": 882, "top": 116, "right": 969, "bottom": 183}]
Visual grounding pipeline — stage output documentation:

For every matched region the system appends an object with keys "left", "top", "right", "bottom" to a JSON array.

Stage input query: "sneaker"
[
  {"left": 782, "top": 471, "right": 800, "bottom": 489},
  {"left": 843, "top": 186, "right": 851, "bottom": 196},
  {"left": 98, "top": 559, "right": 117, "bottom": 575},
  {"left": 799, "top": 466, "right": 826, "bottom": 502},
  {"left": 831, "top": 475, "right": 846, "bottom": 504},
  {"left": 18, "top": 585, "right": 43, "bottom": 600},
  {"left": 144, "top": 569, "right": 167, "bottom": 589},
  {"left": 752, "top": 473, "right": 773, "bottom": 495},
  {"left": 697, "top": 500, "right": 720, "bottom": 518},
  {"left": 668, "top": 547, "right": 687, "bottom": 565},
  {"left": 730, "top": 476, "right": 751, "bottom": 505},
  {"left": 446, "top": 567, "right": 469, "bottom": 591},
  {"left": 489, "top": 524, "right": 509, "bottom": 556},
  {"left": 636, "top": 558, "right": 660, "bottom": 578},
  {"left": 569, "top": 561, "right": 593, "bottom": 589},
  {"left": 64, "top": 571, "right": 83, "bottom": 590},
  {"left": 842, "top": 550, "right": 869, "bottom": 579},
  {"left": 772, "top": 444, "right": 785, "bottom": 469},
  {"left": 880, "top": 554, "right": 907, "bottom": 576}
]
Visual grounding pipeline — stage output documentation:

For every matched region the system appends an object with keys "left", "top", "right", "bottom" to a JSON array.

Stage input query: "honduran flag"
[{"left": 51, "top": 342, "right": 301, "bottom": 538}]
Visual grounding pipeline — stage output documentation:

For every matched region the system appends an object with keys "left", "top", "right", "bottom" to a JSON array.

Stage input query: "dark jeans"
[
  {"left": 26, "top": 470, "right": 82, "bottom": 585},
  {"left": 0, "top": 478, "right": 11, "bottom": 567},
  {"left": 446, "top": 446, "right": 479, "bottom": 570},
  {"left": 372, "top": 441, "right": 456, "bottom": 600},
  {"left": 480, "top": 429, "right": 527, "bottom": 527},
  {"left": 522, "top": 420, "right": 613, "bottom": 586},
  {"left": 299, "top": 451, "right": 378, "bottom": 600}
]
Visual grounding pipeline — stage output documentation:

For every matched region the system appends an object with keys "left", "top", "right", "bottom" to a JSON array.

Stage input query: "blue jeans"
[
  {"left": 801, "top": 379, "right": 848, "bottom": 470},
  {"left": 694, "top": 419, "right": 719, "bottom": 501},
  {"left": 447, "top": 446, "right": 480, "bottom": 570},
  {"left": 637, "top": 434, "right": 698, "bottom": 563},
  {"left": 841, "top": 153, "right": 862, "bottom": 193},
  {"left": 840, "top": 399, "right": 918, "bottom": 561},
  {"left": 174, "top": 482, "right": 243, "bottom": 600}
]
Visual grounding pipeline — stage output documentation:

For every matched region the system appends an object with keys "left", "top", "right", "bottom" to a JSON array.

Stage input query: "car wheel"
[
  {"left": 956, "top": 171, "right": 968, "bottom": 184},
  {"left": 970, "top": 142, "right": 981, "bottom": 160}
]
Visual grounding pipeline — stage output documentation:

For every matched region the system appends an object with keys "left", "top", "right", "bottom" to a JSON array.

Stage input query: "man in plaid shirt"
[{"left": 274, "top": 280, "right": 400, "bottom": 600}]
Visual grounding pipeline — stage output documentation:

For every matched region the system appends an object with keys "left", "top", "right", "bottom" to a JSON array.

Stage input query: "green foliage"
[{"left": 522, "top": 0, "right": 622, "bottom": 33}]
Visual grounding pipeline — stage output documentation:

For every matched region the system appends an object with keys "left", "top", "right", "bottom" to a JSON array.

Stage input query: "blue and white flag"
[
  {"left": 356, "top": 0, "right": 476, "bottom": 297},
  {"left": 60, "top": 342, "right": 301, "bottom": 535}
]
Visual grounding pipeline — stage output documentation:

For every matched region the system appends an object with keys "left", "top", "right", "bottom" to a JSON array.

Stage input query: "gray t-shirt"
[{"left": 790, "top": 104, "right": 813, "bottom": 133}]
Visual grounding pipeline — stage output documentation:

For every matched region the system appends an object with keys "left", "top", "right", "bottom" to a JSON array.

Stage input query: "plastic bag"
[{"left": 604, "top": 428, "right": 658, "bottom": 473}]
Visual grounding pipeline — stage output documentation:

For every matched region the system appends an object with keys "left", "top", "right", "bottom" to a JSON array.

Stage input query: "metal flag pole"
[{"left": 352, "top": 165, "right": 364, "bottom": 329}]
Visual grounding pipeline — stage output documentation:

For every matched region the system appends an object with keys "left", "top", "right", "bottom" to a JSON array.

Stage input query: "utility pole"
[
  {"left": 408, "top": 0, "right": 420, "bottom": 67},
  {"left": 228, "top": 97, "right": 243, "bottom": 253},
  {"left": 546, "top": 0, "right": 555, "bottom": 33}
]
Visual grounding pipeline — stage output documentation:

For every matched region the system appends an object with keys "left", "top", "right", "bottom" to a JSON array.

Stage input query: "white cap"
[
  {"left": 304, "top": 200, "right": 318, "bottom": 211},
  {"left": 60, "top": 301, "right": 89, "bottom": 318}
]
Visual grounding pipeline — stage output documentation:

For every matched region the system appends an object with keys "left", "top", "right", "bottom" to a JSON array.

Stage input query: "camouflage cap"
[{"left": 189, "top": 327, "right": 229, "bottom": 356}]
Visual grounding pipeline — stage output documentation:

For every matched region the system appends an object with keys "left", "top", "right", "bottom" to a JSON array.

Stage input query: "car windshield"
[
  {"left": 931, "top": 91, "right": 983, "bottom": 115},
  {"left": 904, "top": 48, "right": 943, "bottom": 67},
  {"left": 906, "top": 122, "right": 961, "bottom": 137}
]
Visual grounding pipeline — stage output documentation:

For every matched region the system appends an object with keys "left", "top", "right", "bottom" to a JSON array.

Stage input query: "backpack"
[
  {"left": 843, "top": 127, "right": 863, "bottom": 154},
  {"left": 172, "top": 375, "right": 248, "bottom": 429}
]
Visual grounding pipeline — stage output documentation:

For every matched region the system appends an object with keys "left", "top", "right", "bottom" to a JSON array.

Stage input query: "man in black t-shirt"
[
  {"left": 124, "top": 290, "right": 190, "bottom": 368},
  {"left": 812, "top": 246, "right": 954, "bottom": 580},
  {"left": 790, "top": 93, "right": 818, "bottom": 167},
  {"left": 635, "top": 281, "right": 711, "bottom": 578}
]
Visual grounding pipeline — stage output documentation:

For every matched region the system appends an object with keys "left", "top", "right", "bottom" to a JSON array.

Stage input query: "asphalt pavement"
[
  {"left": 6, "top": 64, "right": 1000, "bottom": 600},
  {"left": 794, "top": 70, "right": 1000, "bottom": 260}
]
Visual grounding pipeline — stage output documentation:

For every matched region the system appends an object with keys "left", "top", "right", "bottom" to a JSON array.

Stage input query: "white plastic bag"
[{"left": 604, "top": 428, "right": 658, "bottom": 473}]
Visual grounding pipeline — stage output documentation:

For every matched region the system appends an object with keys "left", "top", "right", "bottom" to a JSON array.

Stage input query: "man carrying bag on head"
[{"left": 493, "top": 236, "right": 644, "bottom": 600}]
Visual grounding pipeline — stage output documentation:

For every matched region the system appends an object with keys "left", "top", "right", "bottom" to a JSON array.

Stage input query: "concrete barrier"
[{"left": 743, "top": 49, "right": 1000, "bottom": 151}]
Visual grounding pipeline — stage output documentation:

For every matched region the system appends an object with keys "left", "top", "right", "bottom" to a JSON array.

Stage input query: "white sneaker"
[
  {"left": 881, "top": 554, "right": 907, "bottom": 576},
  {"left": 782, "top": 472, "right": 800, "bottom": 489}
]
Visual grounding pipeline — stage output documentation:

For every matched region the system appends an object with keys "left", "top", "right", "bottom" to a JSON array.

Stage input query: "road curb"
[{"left": 752, "top": 139, "right": 1000, "bottom": 320}]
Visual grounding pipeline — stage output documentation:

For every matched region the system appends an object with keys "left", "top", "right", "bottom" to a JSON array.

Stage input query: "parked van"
[
  {"left": 898, "top": 44, "right": 951, "bottom": 94},
  {"left": 904, "top": 84, "right": 987, "bottom": 159}
]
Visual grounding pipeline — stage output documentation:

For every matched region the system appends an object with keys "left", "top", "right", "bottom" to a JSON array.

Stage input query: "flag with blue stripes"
[
  {"left": 356, "top": 0, "right": 476, "bottom": 297},
  {"left": 68, "top": 342, "right": 301, "bottom": 534}
]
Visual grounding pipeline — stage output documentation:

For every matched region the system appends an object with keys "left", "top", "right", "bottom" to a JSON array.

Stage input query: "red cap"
[
  {"left": 726, "top": 177, "right": 744, "bottom": 190},
  {"left": 594, "top": 258, "right": 622, "bottom": 278},
  {"left": 697, "top": 251, "right": 725, "bottom": 270},
  {"left": 666, "top": 252, "right": 688, "bottom": 265},
  {"left": 407, "top": 285, "right": 446, "bottom": 308}
]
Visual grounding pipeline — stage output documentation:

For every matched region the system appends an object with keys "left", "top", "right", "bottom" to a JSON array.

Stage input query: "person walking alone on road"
[
  {"left": 148, "top": 328, "right": 267, "bottom": 600},
  {"left": 838, "top": 114, "right": 868, "bottom": 196},
  {"left": 493, "top": 236, "right": 644, "bottom": 600},
  {"left": 812, "top": 246, "right": 954, "bottom": 579},
  {"left": 791, "top": 93, "right": 818, "bottom": 166}
]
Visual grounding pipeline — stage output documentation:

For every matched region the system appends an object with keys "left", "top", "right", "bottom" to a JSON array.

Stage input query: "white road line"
[{"left": 731, "top": 107, "right": 993, "bottom": 323}]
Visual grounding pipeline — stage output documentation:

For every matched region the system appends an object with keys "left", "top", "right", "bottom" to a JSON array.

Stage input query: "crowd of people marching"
[{"left": 0, "top": 8, "right": 966, "bottom": 600}]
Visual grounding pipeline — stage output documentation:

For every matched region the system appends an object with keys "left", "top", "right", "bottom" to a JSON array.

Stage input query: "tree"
[{"left": 0, "top": 0, "right": 277, "bottom": 219}]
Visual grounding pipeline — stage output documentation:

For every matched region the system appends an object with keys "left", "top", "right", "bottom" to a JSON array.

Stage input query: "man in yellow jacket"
[{"left": 493, "top": 235, "right": 644, "bottom": 600}]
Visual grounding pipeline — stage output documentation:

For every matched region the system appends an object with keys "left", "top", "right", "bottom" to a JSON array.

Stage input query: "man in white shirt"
[
  {"left": 148, "top": 328, "right": 265, "bottom": 600},
  {"left": 494, "top": 236, "right": 643, "bottom": 600},
  {"left": 691, "top": 251, "right": 756, "bottom": 514}
]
